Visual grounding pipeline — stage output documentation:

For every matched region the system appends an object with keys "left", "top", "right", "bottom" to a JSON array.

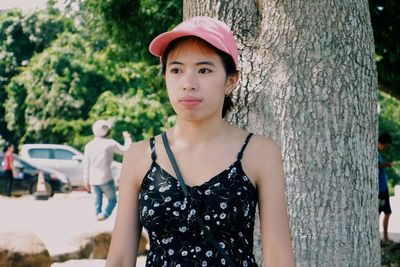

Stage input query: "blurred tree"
[
  {"left": 5, "top": 32, "right": 106, "bottom": 144},
  {"left": 89, "top": 90, "right": 174, "bottom": 143},
  {"left": 369, "top": 0, "right": 400, "bottom": 99},
  {"left": 378, "top": 91, "right": 400, "bottom": 193},
  {"left": 84, "top": 0, "right": 182, "bottom": 62},
  {"left": 2, "top": 0, "right": 177, "bottom": 148},
  {"left": 0, "top": 4, "right": 72, "bottom": 144},
  {"left": 5, "top": 29, "right": 172, "bottom": 147}
]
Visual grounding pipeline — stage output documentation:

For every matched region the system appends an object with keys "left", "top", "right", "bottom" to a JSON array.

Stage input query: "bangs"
[{"left": 167, "top": 36, "right": 219, "bottom": 59}]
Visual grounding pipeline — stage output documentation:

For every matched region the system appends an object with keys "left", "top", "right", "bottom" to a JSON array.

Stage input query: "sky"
[{"left": 0, "top": 0, "right": 49, "bottom": 11}]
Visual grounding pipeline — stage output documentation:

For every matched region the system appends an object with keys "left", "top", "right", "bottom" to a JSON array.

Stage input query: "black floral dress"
[{"left": 138, "top": 133, "right": 258, "bottom": 267}]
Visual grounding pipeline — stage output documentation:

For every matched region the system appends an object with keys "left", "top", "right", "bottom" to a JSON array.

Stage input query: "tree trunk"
[{"left": 184, "top": 1, "right": 379, "bottom": 266}]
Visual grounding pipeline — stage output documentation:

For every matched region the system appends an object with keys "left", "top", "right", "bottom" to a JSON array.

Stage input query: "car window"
[
  {"left": 54, "top": 149, "right": 75, "bottom": 160},
  {"left": 28, "top": 148, "right": 51, "bottom": 159},
  {"left": 19, "top": 159, "right": 35, "bottom": 170}
]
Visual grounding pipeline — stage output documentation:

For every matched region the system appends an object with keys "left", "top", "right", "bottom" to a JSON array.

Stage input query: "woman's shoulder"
[
  {"left": 241, "top": 132, "right": 282, "bottom": 182},
  {"left": 125, "top": 138, "right": 156, "bottom": 166},
  {"left": 227, "top": 127, "right": 280, "bottom": 155},
  {"left": 121, "top": 138, "right": 153, "bottom": 185},
  {"left": 230, "top": 126, "right": 280, "bottom": 150},
  {"left": 247, "top": 134, "right": 282, "bottom": 167},
  {"left": 248, "top": 133, "right": 281, "bottom": 153}
]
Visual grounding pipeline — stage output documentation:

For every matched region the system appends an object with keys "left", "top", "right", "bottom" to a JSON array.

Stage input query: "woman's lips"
[{"left": 179, "top": 96, "right": 202, "bottom": 107}]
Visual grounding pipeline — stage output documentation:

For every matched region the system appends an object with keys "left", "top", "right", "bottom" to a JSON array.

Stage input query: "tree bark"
[{"left": 184, "top": 1, "right": 379, "bottom": 266}]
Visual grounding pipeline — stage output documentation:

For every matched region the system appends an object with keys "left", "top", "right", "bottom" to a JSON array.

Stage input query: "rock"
[
  {"left": 89, "top": 233, "right": 110, "bottom": 259},
  {"left": 0, "top": 231, "right": 51, "bottom": 267},
  {"left": 51, "top": 257, "right": 147, "bottom": 267},
  {"left": 52, "top": 230, "right": 148, "bottom": 262},
  {"left": 86, "top": 231, "right": 148, "bottom": 258},
  {"left": 138, "top": 230, "right": 149, "bottom": 256}
]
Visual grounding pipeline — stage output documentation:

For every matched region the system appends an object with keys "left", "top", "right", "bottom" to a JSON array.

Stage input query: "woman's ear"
[{"left": 226, "top": 72, "right": 239, "bottom": 92}]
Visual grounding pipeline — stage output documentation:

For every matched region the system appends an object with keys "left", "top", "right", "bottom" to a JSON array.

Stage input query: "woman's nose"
[{"left": 182, "top": 72, "right": 197, "bottom": 91}]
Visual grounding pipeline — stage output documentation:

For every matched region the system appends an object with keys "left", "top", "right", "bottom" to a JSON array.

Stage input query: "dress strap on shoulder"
[
  {"left": 237, "top": 133, "right": 254, "bottom": 161},
  {"left": 149, "top": 137, "right": 156, "bottom": 161}
]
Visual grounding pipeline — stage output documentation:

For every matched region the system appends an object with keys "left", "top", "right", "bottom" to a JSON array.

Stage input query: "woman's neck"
[{"left": 171, "top": 117, "right": 231, "bottom": 145}]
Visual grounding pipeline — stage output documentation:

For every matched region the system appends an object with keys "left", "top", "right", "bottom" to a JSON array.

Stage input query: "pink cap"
[{"left": 149, "top": 16, "right": 238, "bottom": 70}]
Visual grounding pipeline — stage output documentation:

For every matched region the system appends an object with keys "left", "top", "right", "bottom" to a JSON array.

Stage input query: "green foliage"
[
  {"left": 5, "top": 31, "right": 106, "bottom": 144},
  {"left": 378, "top": 91, "right": 400, "bottom": 194},
  {"left": 3, "top": 70, "right": 28, "bottom": 143},
  {"left": 0, "top": 5, "right": 72, "bottom": 145},
  {"left": 4, "top": 27, "right": 174, "bottom": 147},
  {"left": 84, "top": 0, "right": 182, "bottom": 62},
  {"left": 89, "top": 90, "right": 173, "bottom": 142},
  {"left": 381, "top": 240, "right": 400, "bottom": 266},
  {"left": 0, "top": 0, "right": 180, "bottom": 151},
  {"left": 0, "top": 7, "right": 69, "bottom": 65},
  {"left": 369, "top": 0, "right": 400, "bottom": 98}
]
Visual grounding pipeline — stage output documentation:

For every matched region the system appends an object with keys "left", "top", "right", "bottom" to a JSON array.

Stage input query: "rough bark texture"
[{"left": 184, "top": 0, "right": 379, "bottom": 266}]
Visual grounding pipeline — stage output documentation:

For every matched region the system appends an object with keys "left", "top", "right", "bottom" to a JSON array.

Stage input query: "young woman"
[
  {"left": 106, "top": 16, "right": 295, "bottom": 267},
  {"left": 2, "top": 143, "right": 17, "bottom": 197}
]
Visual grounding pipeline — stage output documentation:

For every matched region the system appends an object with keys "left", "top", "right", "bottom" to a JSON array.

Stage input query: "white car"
[{"left": 20, "top": 144, "right": 121, "bottom": 188}]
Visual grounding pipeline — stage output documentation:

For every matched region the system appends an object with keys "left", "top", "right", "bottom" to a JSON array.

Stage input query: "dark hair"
[
  {"left": 161, "top": 36, "right": 237, "bottom": 118},
  {"left": 378, "top": 132, "right": 392, "bottom": 145},
  {"left": 2, "top": 142, "right": 13, "bottom": 153}
]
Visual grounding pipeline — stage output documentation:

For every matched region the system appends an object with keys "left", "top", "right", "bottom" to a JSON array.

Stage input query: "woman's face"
[{"left": 164, "top": 40, "right": 237, "bottom": 122}]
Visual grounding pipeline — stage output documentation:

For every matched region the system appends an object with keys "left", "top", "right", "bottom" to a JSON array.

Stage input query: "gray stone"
[
  {"left": 52, "top": 231, "right": 148, "bottom": 262},
  {"left": 0, "top": 231, "right": 51, "bottom": 267},
  {"left": 51, "top": 257, "right": 147, "bottom": 267}
]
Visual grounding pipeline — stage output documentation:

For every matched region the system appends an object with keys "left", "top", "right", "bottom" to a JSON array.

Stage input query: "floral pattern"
[{"left": 139, "top": 134, "right": 258, "bottom": 267}]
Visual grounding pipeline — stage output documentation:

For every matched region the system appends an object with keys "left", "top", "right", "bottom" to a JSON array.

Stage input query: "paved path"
[
  {"left": 0, "top": 191, "right": 146, "bottom": 266},
  {"left": 0, "top": 191, "right": 115, "bottom": 256}
]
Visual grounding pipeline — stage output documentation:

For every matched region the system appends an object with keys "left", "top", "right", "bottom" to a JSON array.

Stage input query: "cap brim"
[{"left": 149, "top": 31, "right": 198, "bottom": 57}]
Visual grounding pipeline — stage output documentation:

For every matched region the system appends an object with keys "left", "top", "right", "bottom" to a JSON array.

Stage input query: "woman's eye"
[
  {"left": 170, "top": 68, "right": 180, "bottom": 74},
  {"left": 199, "top": 68, "right": 211, "bottom": 74}
]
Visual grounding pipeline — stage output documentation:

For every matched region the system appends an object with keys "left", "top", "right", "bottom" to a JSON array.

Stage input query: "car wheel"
[
  {"left": 49, "top": 184, "right": 55, "bottom": 197},
  {"left": 29, "top": 183, "right": 34, "bottom": 195},
  {"left": 60, "top": 183, "right": 72, "bottom": 193}
]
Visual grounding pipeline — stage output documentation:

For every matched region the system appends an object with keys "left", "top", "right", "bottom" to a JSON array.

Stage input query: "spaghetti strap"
[
  {"left": 149, "top": 137, "right": 156, "bottom": 161},
  {"left": 237, "top": 133, "right": 254, "bottom": 161}
]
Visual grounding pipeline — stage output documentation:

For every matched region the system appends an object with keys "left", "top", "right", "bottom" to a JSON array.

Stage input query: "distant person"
[
  {"left": 378, "top": 132, "right": 392, "bottom": 241},
  {"left": 83, "top": 120, "right": 132, "bottom": 221},
  {"left": 2, "top": 143, "right": 17, "bottom": 197}
]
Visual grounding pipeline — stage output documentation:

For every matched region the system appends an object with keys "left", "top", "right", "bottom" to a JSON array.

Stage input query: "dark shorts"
[{"left": 379, "top": 190, "right": 392, "bottom": 214}]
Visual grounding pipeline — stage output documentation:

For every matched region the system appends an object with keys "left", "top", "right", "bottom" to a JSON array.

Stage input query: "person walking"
[
  {"left": 106, "top": 16, "right": 295, "bottom": 266},
  {"left": 2, "top": 143, "right": 17, "bottom": 197},
  {"left": 83, "top": 120, "right": 132, "bottom": 221},
  {"left": 378, "top": 132, "right": 393, "bottom": 241}
]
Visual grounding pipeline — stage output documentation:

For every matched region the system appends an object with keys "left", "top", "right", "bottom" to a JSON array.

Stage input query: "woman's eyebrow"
[
  {"left": 196, "top": 61, "right": 216, "bottom": 66},
  {"left": 168, "top": 61, "right": 183, "bottom": 66},
  {"left": 167, "top": 60, "right": 216, "bottom": 66}
]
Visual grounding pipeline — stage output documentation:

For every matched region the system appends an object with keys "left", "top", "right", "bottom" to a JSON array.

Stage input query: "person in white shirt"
[{"left": 83, "top": 119, "right": 132, "bottom": 221}]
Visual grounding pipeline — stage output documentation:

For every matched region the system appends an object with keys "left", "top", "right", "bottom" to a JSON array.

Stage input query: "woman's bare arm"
[
  {"left": 247, "top": 135, "right": 295, "bottom": 266},
  {"left": 106, "top": 141, "right": 150, "bottom": 267}
]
